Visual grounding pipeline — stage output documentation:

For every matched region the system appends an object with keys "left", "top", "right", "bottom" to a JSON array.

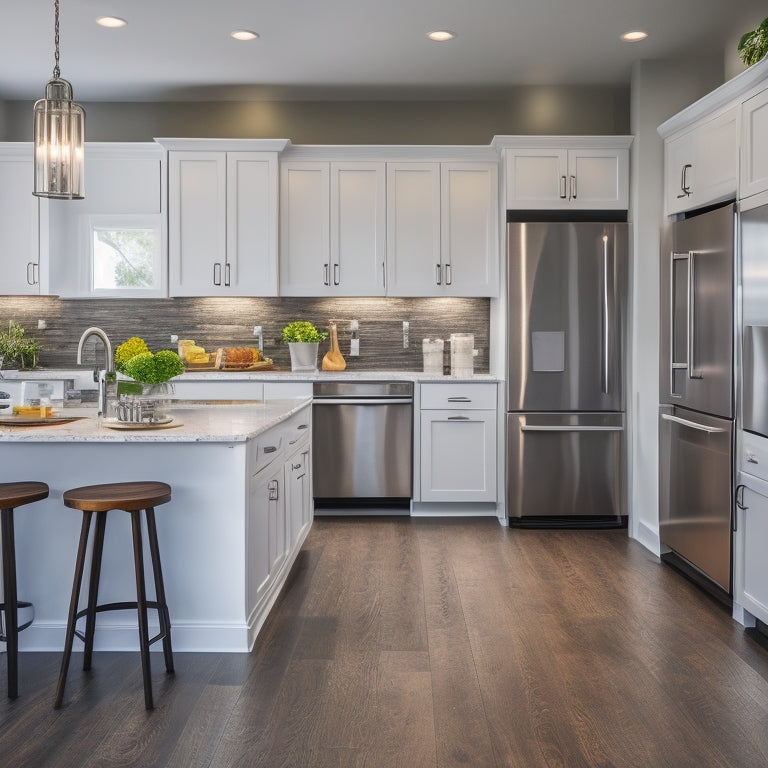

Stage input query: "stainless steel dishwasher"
[{"left": 312, "top": 381, "right": 413, "bottom": 510}]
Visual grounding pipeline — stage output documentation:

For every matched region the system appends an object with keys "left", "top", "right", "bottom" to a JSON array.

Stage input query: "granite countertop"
[{"left": 0, "top": 399, "right": 311, "bottom": 443}]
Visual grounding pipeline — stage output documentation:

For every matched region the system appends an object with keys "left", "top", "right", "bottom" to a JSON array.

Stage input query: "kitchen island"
[{"left": 0, "top": 399, "right": 313, "bottom": 653}]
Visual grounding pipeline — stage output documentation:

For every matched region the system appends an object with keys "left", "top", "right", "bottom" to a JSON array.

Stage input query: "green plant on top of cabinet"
[
  {"left": 0, "top": 144, "right": 43, "bottom": 295},
  {"left": 279, "top": 161, "right": 386, "bottom": 296},
  {"left": 168, "top": 150, "right": 280, "bottom": 297},
  {"left": 386, "top": 161, "right": 499, "bottom": 297}
]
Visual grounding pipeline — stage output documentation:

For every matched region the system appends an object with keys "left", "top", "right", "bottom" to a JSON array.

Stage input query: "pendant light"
[{"left": 33, "top": 0, "right": 85, "bottom": 199}]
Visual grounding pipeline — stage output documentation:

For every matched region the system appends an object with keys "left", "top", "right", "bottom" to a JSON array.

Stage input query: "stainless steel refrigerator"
[
  {"left": 658, "top": 202, "right": 735, "bottom": 595},
  {"left": 506, "top": 217, "right": 628, "bottom": 527}
]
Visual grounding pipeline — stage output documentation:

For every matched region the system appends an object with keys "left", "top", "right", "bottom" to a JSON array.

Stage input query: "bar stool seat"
[
  {"left": 55, "top": 481, "right": 174, "bottom": 709},
  {"left": 0, "top": 481, "right": 49, "bottom": 699}
]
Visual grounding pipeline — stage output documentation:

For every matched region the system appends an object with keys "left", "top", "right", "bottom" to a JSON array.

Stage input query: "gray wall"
[
  {"left": 2, "top": 85, "right": 630, "bottom": 143},
  {"left": 0, "top": 295, "right": 490, "bottom": 374}
]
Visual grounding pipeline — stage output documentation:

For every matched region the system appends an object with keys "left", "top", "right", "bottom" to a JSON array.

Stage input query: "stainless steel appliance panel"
[
  {"left": 506, "top": 221, "right": 627, "bottom": 413},
  {"left": 658, "top": 405, "right": 733, "bottom": 592},
  {"left": 741, "top": 203, "right": 768, "bottom": 437},
  {"left": 506, "top": 412, "right": 624, "bottom": 520},
  {"left": 312, "top": 381, "right": 413, "bottom": 500},
  {"left": 660, "top": 204, "right": 734, "bottom": 417}
]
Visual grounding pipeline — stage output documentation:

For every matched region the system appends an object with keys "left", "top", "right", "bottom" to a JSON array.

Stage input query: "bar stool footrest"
[
  {"left": 74, "top": 601, "right": 171, "bottom": 647},
  {"left": 0, "top": 601, "right": 35, "bottom": 639}
]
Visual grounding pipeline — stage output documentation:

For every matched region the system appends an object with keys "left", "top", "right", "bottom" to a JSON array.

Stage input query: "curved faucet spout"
[{"left": 76, "top": 327, "right": 113, "bottom": 372}]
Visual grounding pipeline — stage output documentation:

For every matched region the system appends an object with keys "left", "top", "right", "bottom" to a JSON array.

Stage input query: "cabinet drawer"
[
  {"left": 741, "top": 430, "right": 768, "bottom": 482},
  {"left": 420, "top": 382, "right": 497, "bottom": 409},
  {"left": 282, "top": 407, "right": 312, "bottom": 449}
]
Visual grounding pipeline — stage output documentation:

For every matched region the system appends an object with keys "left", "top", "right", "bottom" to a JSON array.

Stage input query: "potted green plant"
[
  {"left": 281, "top": 321, "right": 328, "bottom": 372},
  {"left": 738, "top": 17, "right": 768, "bottom": 67},
  {"left": 0, "top": 320, "right": 43, "bottom": 370}
]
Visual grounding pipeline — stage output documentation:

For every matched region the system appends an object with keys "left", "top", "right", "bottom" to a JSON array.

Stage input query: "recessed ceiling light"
[
  {"left": 231, "top": 30, "right": 259, "bottom": 41},
  {"left": 427, "top": 30, "right": 456, "bottom": 42},
  {"left": 621, "top": 30, "right": 648, "bottom": 42},
  {"left": 96, "top": 17, "right": 127, "bottom": 29}
]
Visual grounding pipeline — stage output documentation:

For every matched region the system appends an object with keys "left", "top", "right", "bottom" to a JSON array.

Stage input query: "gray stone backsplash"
[{"left": 0, "top": 296, "right": 489, "bottom": 374}]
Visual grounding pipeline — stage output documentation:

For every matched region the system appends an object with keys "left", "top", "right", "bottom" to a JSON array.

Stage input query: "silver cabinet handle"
[
  {"left": 224, "top": 262, "right": 231, "bottom": 287},
  {"left": 27, "top": 262, "right": 39, "bottom": 286},
  {"left": 521, "top": 424, "right": 623, "bottom": 432},
  {"left": 323, "top": 263, "right": 330, "bottom": 286},
  {"left": 559, "top": 175, "right": 567, "bottom": 199},
  {"left": 292, "top": 462, "right": 303, "bottom": 471},
  {"left": 747, "top": 454, "right": 759, "bottom": 464},
  {"left": 448, "top": 415, "right": 470, "bottom": 420},
  {"left": 263, "top": 445, "right": 278, "bottom": 453},
  {"left": 660, "top": 413, "right": 724, "bottom": 433},
  {"left": 445, "top": 263, "right": 452, "bottom": 285},
  {"left": 213, "top": 262, "right": 222, "bottom": 286},
  {"left": 381, "top": 261, "right": 386, "bottom": 290},
  {"left": 677, "top": 164, "right": 692, "bottom": 198},
  {"left": 435, "top": 263, "right": 442, "bottom": 285},
  {"left": 333, "top": 263, "right": 340, "bottom": 286},
  {"left": 734, "top": 484, "right": 747, "bottom": 532},
  {"left": 268, "top": 479, "right": 279, "bottom": 501},
  {"left": 602, "top": 234, "right": 610, "bottom": 394},
  {"left": 447, "top": 396, "right": 471, "bottom": 402},
  {"left": 297, "top": 424, "right": 309, "bottom": 430},
  {"left": 570, "top": 175, "right": 577, "bottom": 200}
]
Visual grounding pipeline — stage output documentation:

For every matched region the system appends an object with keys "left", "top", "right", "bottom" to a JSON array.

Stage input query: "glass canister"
[
  {"left": 450, "top": 333, "right": 475, "bottom": 378},
  {"left": 422, "top": 338, "right": 444, "bottom": 375}
]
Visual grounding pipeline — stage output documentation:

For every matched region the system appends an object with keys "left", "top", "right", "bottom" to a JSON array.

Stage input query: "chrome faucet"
[{"left": 76, "top": 327, "right": 114, "bottom": 414}]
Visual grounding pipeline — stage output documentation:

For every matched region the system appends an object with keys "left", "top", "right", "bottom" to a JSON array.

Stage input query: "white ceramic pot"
[{"left": 288, "top": 342, "right": 319, "bottom": 372}]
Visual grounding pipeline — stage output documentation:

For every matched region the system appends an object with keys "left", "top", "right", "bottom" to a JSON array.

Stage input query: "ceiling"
[{"left": 0, "top": 1, "right": 766, "bottom": 102}]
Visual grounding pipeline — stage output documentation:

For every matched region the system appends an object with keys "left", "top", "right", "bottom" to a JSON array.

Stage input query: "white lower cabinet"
[
  {"left": 419, "top": 383, "right": 497, "bottom": 503},
  {"left": 735, "top": 474, "right": 768, "bottom": 626}
]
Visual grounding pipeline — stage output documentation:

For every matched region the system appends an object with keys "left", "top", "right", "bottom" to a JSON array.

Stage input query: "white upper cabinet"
[
  {"left": 0, "top": 144, "right": 42, "bottom": 295},
  {"left": 664, "top": 106, "right": 738, "bottom": 216},
  {"left": 279, "top": 161, "right": 386, "bottom": 296},
  {"left": 47, "top": 143, "right": 165, "bottom": 298},
  {"left": 168, "top": 148, "right": 279, "bottom": 297},
  {"left": 741, "top": 87, "right": 768, "bottom": 200},
  {"left": 500, "top": 138, "right": 630, "bottom": 210},
  {"left": 387, "top": 161, "right": 498, "bottom": 297}
]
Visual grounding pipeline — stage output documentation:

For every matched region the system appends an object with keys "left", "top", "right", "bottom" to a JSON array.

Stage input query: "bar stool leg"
[
  {"left": 145, "top": 507, "right": 174, "bottom": 674},
  {"left": 1, "top": 507, "right": 19, "bottom": 699},
  {"left": 130, "top": 509, "right": 153, "bottom": 709},
  {"left": 55, "top": 511, "right": 93, "bottom": 709},
  {"left": 82, "top": 511, "right": 108, "bottom": 671}
]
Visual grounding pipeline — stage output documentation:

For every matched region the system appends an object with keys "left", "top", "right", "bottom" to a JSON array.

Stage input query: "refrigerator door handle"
[
  {"left": 687, "top": 250, "right": 703, "bottom": 380},
  {"left": 602, "top": 235, "right": 610, "bottom": 394},
  {"left": 520, "top": 425, "right": 624, "bottom": 432},
  {"left": 660, "top": 413, "right": 725, "bottom": 433},
  {"left": 670, "top": 251, "right": 690, "bottom": 395}
]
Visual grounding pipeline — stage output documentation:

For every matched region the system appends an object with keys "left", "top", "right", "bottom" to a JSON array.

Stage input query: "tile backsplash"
[{"left": 0, "top": 295, "right": 489, "bottom": 374}]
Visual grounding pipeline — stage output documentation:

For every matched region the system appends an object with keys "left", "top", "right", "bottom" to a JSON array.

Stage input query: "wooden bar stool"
[
  {"left": 0, "top": 481, "right": 49, "bottom": 699},
  {"left": 55, "top": 481, "right": 174, "bottom": 710}
]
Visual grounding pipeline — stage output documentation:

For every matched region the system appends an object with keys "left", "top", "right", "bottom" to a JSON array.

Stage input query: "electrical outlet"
[
  {"left": 170, "top": 334, "right": 179, "bottom": 344},
  {"left": 402, "top": 321, "right": 409, "bottom": 348},
  {"left": 350, "top": 338, "right": 359, "bottom": 356}
]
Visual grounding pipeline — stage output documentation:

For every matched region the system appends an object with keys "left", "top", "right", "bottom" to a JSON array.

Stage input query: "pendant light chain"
[{"left": 53, "top": 0, "right": 61, "bottom": 79}]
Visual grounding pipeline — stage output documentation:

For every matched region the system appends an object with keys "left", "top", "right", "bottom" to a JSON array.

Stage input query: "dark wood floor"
[{"left": 2, "top": 518, "right": 768, "bottom": 767}]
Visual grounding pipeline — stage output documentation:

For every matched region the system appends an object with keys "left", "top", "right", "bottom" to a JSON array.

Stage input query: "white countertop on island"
[{"left": 0, "top": 399, "right": 311, "bottom": 443}]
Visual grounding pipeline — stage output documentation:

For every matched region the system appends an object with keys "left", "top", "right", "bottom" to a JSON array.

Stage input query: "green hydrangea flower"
[
  {"left": 114, "top": 337, "right": 150, "bottom": 374},
  {"left": 122, "top": 349, "right": 184, "bottom": 384}
]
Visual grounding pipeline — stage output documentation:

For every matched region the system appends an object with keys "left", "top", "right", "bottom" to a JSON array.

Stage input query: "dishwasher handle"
[
  {"left": 313, "top": 398, "right": 413, "bottom": 406},
  {"left": 520, "top": 424, "right": 623, "bottom": 433}
]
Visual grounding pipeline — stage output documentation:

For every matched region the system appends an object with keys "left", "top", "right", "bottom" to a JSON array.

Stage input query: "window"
[{"left": 88, "top": 215, "right": 164, "bottom": 296}]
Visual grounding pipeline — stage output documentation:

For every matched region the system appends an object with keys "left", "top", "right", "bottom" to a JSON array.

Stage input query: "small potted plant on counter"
[
  {"left": 281, "top": 321, "right": 328, "bottom": 372},
  {"left": 0, "top": 320, "right": 43, "bottom": 370}
]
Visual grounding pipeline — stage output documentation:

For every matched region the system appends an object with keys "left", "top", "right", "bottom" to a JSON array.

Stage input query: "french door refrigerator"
[
  {"left": 658, "top": 202, "right": 735, "bottom": 595},
  {"left": 506, "top": 216, "right": 628, "bottom": 527}
]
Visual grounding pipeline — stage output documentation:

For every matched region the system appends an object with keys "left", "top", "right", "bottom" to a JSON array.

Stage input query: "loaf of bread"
[{"left": 224, "top": 347, "right": 259, "bottom": 365}]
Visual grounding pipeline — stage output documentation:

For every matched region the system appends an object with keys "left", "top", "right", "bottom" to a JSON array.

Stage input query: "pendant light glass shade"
[
  {"left": 33, "top": 78, "right": 85, "bottom": 199},
  {"left": 33, "top": 0, "right": 85, "bottom": 199}
]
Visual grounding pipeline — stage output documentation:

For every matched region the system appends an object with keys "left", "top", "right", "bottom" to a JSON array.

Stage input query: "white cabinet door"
[
  {"left": 169, "top": 151, "right": 278, "bottom": 296},
  {"left": 505, "top": 148, "right": 568, "bottom": 208},
  {"left": 741, "top": 87, "right": 768, "bottom": 200},
  {"left": 665, "top": 107, "right": 738, "bottom": 215},
  {"left": 285, "top": 442, "right": 311, "bottom": 548},
  {"left": 735, "top": 482, "right": 768, "bottom": 625},
  {"left": 0, "top": 146, "right": 40, "bottom": 295},
  {"left": 227, "top": 152, "right": 279, "bottom": 295},
  {"left": 279, "top": 162, "right": 330, "bottom": 295},
  {"left": 169, "top": 151, "right": 227, "bottom": 296},
  {"left": 331, "top": 162, "right": 386, "bottom": 296},
  {"left": 441, "top": 163, "right": 499, "bottom": 297},
  {"left": 505, "top": 145, "right": 628, "bottom": 210},
  {"left": 386, "top": 162, "right": 442, "bottom": 296},
  {"left": 420, "top": 409, "right": 496, "bottom": 502}
]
